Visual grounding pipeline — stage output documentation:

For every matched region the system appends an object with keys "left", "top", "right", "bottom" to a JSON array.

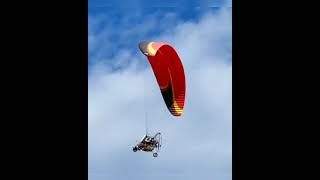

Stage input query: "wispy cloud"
[{"left": 89, "top": 8, "right": 232, "bottom": 180}]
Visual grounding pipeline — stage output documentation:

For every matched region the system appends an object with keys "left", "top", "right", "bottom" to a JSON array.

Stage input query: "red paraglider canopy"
[{"left": 139, "top": 41, "right": 186, "bottom": 116}]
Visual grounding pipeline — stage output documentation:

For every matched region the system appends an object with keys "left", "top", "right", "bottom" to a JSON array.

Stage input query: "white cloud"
[{"left": 89, "top": 8, "right": 232, "bottom": 180}]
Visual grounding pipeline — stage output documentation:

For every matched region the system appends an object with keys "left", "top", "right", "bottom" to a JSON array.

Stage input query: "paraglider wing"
[{"left": 139, "top": 41, "right": 186, "bottom": 116}]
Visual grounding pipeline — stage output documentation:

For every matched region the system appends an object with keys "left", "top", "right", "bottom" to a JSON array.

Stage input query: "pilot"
[
  {"left": 143, "top": 142, "right": 151, "bottom": 150},
  {"left": 145, "top": 136, "right": 151, "bottom": 142}
]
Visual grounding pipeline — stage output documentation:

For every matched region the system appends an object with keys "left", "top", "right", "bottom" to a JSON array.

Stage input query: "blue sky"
[
  {"left": 89, "top": 0, "right": 231, "bottom": 9},
  {"left": 89, "top": 1, "right": 232, "bottom": 180}
]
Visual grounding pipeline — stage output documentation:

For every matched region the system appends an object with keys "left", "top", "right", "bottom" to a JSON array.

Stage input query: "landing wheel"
[
  {"left": 133, "top": 147, "right": 138, "bottom": 152},
  {"left": 153, "top": 153, "right": 158, "bottom": 157}
]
